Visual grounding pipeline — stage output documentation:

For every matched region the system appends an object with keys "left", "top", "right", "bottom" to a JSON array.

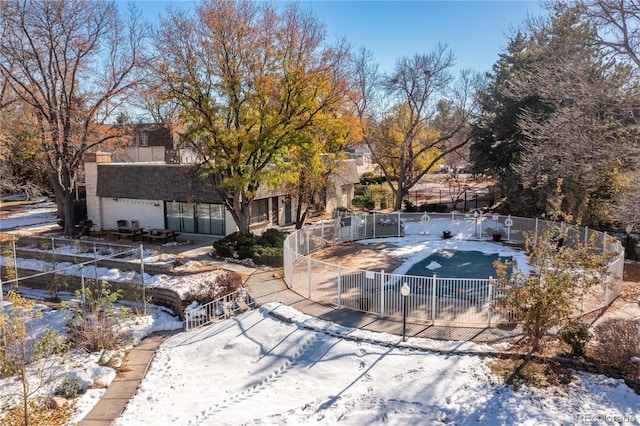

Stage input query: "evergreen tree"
[{"left": 471, "top": 5, "right": 636, "bottom": 226}]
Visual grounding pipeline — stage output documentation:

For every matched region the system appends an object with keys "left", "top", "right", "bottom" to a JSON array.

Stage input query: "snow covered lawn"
[
  {"left": 114, "top": 304, "right": 640, "bottom": 426},
  {"left": 0, "top": 288, "right": 183, "bottom": 424}
]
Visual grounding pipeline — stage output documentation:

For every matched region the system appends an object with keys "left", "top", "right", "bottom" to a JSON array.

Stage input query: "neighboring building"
[
  {"left": 324, "top": 160, "right": 360, "bottom": 213},
  {"left": 85, "top": 153, "right": 360, "bottom": 236},
  {"left": 114, "top": 123, "right": 180, "bottom": 164},
  {"left": 84, "top": 123, "right": 361, "bottom": 236}
]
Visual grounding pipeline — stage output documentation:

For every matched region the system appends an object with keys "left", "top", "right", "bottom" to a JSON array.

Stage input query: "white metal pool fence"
[{"left": 283, "top": 212, "right": 624, "bottom": 327}]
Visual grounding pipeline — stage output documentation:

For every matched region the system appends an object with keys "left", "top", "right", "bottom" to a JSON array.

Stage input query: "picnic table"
[
  {"left": 145, "top": 228, "right": 179, "bottom": 244},
  {"left": 111, "top": 226, "right": 145, "bottom": 241}
]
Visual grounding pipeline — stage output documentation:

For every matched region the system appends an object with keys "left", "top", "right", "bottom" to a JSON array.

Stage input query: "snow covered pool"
[{"left": 405, "top": 248, "right": 512, "bottom": 279}]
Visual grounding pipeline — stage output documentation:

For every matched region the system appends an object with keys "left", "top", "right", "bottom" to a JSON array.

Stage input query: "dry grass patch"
[{"left": 487, "top": 358, "right": 574, "bottom": 391}]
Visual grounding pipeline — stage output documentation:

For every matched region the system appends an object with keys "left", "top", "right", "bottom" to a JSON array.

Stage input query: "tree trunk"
[
  {"left": 63, "top": 191, "right": 76, "bottom": 236},
  {"left": 393, "top": 188, "right": 405, "bottom": 211},
  {"left": 294, "top": 193, "right": 308, "bottom": 230},
  {"left": 231, "top": 189, "right": 253, "bottom": 234}
]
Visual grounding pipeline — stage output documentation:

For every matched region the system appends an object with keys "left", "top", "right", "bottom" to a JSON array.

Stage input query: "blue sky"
[{"left": 132, "top": 0, "right": 544, "bottom": 75}]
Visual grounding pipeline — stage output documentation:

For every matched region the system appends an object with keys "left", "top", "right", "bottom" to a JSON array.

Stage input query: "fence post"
[
  {"left": 603, "top": 232, "right": 607, "bottom": 255},
  {"left": 93, "top": 242, "right": 99, "bottom": 293},
  {"left": 397, "top": 211, "right": 401, "bottom": 236},
  {"left": 380, "top": 270, "right": 385, "bottom": 317},
  {"left": 535, "top": 218, "right": 539, "bottom": 245},
  {"left": 51, "top": 237, "right": 56, "bottom": 286},
  {"left": 487, "top": 277, "right": 493, "bottom": 327},
  {"left": 12, "top": 234, "right": 18, "bottom": 281},
  {"left": 373, "top": 212, "right": 376, "bottom": 239},
  {"left": 80, "top": 266, "right": 86, "bottom": 309},
  {"left": 431, "top": 274, "right": 437, "bottom": 322},
  {"left": 321, "top": 220, "right": 325, "bottom": 247},
  {"left": 350, "top": 218, "right": 354, "bottom": 242},
  {"left": 140, "top": 244, "right": 146, "bottom": 315},
  {"left": 584, "top": 226, "right": 588, "bottom": 245},
  {"left": 306, "top": 225, "right": 310, "bottom": 254},
  {"left": 307, "top": 257, "right": 312, "bottom": 298},
  {"left": 337, "top": 264, "right": 342, "bottom": 308}
]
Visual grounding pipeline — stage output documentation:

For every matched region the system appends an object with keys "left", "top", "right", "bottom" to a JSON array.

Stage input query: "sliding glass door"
[{"left": 165, "top": 202, "right": 225, "bottom": 235}]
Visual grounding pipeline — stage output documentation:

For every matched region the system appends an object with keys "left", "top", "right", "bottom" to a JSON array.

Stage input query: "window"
[
  {"left": 165, "top": 201, "right": 225, "bottom": 235},
  {"left": 250, "top": 199, "right": 269, "bottom": 224},
  {"left": 138, "top": 132, "right": 148, "bottom": 146}
]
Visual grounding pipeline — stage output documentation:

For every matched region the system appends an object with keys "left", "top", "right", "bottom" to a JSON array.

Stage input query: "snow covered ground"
[
  {"left": 0, "top": 287, "right": 183, "bottom": 424},
  {"left": 114, "top": 304, "right": 640, "bottom": 426},
  {"left": 2, "top": 205, "right": 640, "bottom": 425},
  {"left": 0, "top": 198, "right": 58, "bottom": 231}
]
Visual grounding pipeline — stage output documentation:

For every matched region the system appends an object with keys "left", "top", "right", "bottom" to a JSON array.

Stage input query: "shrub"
[
  {"left": 236, "top": 245, "right": 254, "bottom": 260},
  {"left": 66, "top": 281, "right": 131, "bottom": 352},
  {"left": 258, "top": 228, "right": 287, "bottom": 248},
  {"left": 183, "top": 276, "right": 220, "bottom": 305},
  {"left": 183, "top": 271, "right": 244, "bottom": 305},
  {"left": 253, "top": 246, "right": 284, "bottom": 267},
  {"left": 54, "top": 377, "right": 85, "bottom": 398},
  {"left": 212, "top": 241, "right": 234, "bottom": 258},
  {"left": 213, "top": 229, "right": 286, "bottom": 265},
  {"left": 593, "top": 318, "right": 640, "bottom": 376},
  {"left": 493, "top": 230, "right": 607, "bottom": 353},
  {"left": 0, "top": 292, "right": 67, "bottom": 426},
  {"left": 212, "top": 232, "right": 258, "bottom": 258},
  {"left": 403, "top": 200, "right": 418, "bottom": 212},
  {"left": 558, "top": 321, "right": 591, "bottom": 356},
  {"left": 422, "top": 203, "right": 447, "bottom": 213},
  {"left": 216, "top": 271, "right": 244, "bottom": 296},
  {"left": 352, "top": 195, "right": 374, "bottom": 210}
]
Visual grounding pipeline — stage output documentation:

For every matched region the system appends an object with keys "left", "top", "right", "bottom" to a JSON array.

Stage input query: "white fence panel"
[{"left": 283, "top": 214, "right": 624, "bottom": 328}]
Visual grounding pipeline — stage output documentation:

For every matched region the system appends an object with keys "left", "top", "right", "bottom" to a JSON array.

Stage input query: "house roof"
[{"left": 96, "top": 164, "right": 287, "bottom": 203}]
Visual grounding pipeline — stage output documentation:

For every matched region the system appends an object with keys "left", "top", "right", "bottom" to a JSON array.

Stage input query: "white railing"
[
  {"left": 284, "top": 212, "right": 625, "bottom": 327},
  {"left": 184, "top": 288, "right": 254, "bottom": 331}
]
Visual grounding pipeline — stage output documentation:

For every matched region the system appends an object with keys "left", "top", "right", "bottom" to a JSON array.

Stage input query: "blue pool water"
[{"left": 406, "top": 249, "right": 512, "bottom": 279}]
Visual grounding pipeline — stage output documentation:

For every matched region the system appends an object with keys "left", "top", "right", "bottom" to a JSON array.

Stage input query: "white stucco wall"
[
  {"left": 123, "top": 146, "right": 165, "bottom": 162},
  {"left": 100, "top": 198, "right": 165, "bottom": 230}
]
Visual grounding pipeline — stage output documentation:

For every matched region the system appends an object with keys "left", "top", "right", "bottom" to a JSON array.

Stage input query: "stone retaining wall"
[{"left": 1, "top": 266, "right": 185, "bottom": 320}]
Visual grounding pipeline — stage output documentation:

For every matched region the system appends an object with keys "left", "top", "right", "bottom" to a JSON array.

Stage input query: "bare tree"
[
  {"left": 611, "top": 171, "right": 640, "bottom": 233},
  {"left": 0, "top": 0, "right": 149, "bottom": 235},
  {"left": 352, "top": 45, "right": 483, "bottom": 211},
  {"left": 510, "top": 6, "right": 636, "bottom": 225},
  {"left": 578, "top": 0, "right": 640, "bottom": 70}
]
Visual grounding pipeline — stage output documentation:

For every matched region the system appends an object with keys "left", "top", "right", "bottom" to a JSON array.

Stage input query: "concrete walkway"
[{"left": 77, "top": 331, "right": 181, "bottom": 426}]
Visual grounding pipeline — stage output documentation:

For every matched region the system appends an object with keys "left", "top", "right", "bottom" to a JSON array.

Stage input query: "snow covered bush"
[
  {"left": 54, "top": 377, "right": 84, "bottom": 399},
  {"left": 183, "top": 270, "right": 244, "bottom": 305}
]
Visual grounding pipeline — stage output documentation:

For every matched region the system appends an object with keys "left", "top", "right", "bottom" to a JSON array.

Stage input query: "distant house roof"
[
  {"left": 96, "top": 164, "right": 287, "bottom": 203},
  {"left": 126, "top": 123, "right": 174, "bottom": 148}
]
